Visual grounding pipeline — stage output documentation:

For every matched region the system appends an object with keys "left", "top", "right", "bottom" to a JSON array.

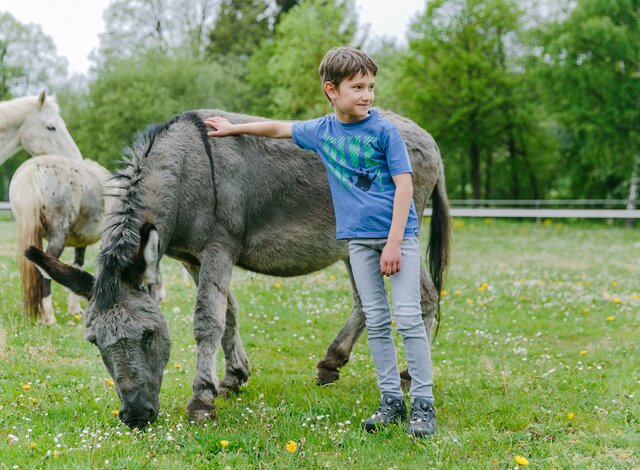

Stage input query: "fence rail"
[{"left": 2, "top": 200, "right": 639, "bottom": 219}]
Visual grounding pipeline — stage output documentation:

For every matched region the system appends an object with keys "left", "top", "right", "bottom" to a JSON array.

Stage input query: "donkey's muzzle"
[{"left": 119, "top": 398, "right": 157, "bottom": 429}]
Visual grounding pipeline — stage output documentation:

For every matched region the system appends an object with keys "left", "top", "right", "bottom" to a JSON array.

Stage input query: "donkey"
[
  {"left": 0, "top": 92, "right": 82, "bottom": 164},
  {"left": 10, "top": 156, "right": 113, "bottom": 324},
  {"left": 26, "top": 110, "right": 450, "bottom": 429}
]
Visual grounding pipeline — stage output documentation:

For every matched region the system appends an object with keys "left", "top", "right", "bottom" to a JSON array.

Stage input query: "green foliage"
[
  {"left": 535, "top": 0, "right": 640, "bottom": 198},
  {"left": 247, "top": 0, "right": 360, "bottom": 119},
  {"left": 0, "top": 220, "right": 638, "bottom": 467},
  {"left": 0, "top": 12, "right": 67, "bottom": 98},
  {"left": 60, "top": 54, "right": 248, "bottom": 168}
]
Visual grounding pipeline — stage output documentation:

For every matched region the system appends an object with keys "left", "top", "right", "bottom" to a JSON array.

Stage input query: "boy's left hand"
[{"left": 380, "top": 241, "right": 401, "bottom": 277}]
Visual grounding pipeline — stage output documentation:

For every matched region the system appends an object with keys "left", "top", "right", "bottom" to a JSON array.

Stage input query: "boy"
[{"left": 205, "top": 47, "right": 435, "bottom": 437}]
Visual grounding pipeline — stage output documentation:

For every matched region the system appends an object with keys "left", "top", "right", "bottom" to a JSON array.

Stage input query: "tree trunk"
[
  {"left": 625, "top": 152, "right": 640, "bottom": 228},
  {"left": 470, "top": 141, "right": 481, "bottom": 201},
  {"left": 508, "top": 129, "right": 520, "bottom": 199},
  {"left": 484, "top": 150, "right": 493, "bottom": 199},
  {"left": 520, "top": 145, "right": 540, "bottom": 199}
]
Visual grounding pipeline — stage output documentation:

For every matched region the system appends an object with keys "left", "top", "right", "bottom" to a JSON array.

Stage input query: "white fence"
[{"left": 2, "top": 200, "right": 639, "bottom": 219}]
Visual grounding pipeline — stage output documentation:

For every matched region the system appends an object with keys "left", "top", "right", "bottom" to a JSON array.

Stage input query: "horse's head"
[
  {"left": 25, "top": 225, "right": 171, "bottom": 430},
  {"left": 19, "top": 91, "right": 82, "bottom": 160}
]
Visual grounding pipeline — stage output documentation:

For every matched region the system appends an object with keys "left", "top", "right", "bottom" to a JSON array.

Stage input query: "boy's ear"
[{"left": 323, "top": 81, "right": 337, "bottom": 99}]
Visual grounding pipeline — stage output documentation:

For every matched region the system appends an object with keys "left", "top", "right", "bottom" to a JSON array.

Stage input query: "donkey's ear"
[
  {"left": 139, "top": 223, "right": 159, "bottom": 285},
  {"left": 24, "top": 246, "right": 95, "bottom": 299},
  {"left": 37, "top": 90, "right": 46, "bottom": 108}
]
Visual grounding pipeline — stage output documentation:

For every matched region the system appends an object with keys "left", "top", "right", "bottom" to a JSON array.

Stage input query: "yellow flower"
[
  {"left": 329, "top": 274, "right": 336, "bottom": 281},
  {"left": 220, "top": 440, "right": 229, "bottom": 449},
  {"left": 454, "top": 289, "right": 462, "bottom": 295},
  {"left": 274, "top": 282, "right": 283, "bottom": 289},
  {"left": 31, "top": 398, "right": 38, "bottom": 405},
  {"left": 611, "top": 281, "right": 618, "bottom": 287},
  {"left": 579, "top": 350, "right": 587, "bottom": 355},
  {"left": 174, "top": 362, "right": 182, "bottom": 370},
  {"left": 632, "top": 294, "right": 640, "bottom": 301},
  {"left": 567, "top": 412, "right": 574, "bottom": 420},
  {"left": 74, "top": 314, "right": 82, "bottom": 321},
  {"left": 607, "top": 316, "right": 615, "bottom": 321},
  {"left": 466, "top": 299, "right": 474, "bottom": 305},
  {"left": 22, "top": 384, "right": 31, "bottom": 391},
  {"left": 53, "top": 450, "right": 60, "bottom": 458},
  {"left": 514, "top": 455, "right": 529, "bottom": 466},
  {"left": 440, "top": 290, "right": 447, "bottom": 296},
  {"left": 285, "top": 440, "right": 298, "bottom": 453},
  {"left": 582, "top": 308, "right": 590, "bottom": 314},
  {"left": 105, "top": 378, "right": 114, "bottom": 386},
  {"left": 111, "top": 409, "right": 120, "bottom": 416},
  {"left": 30, "top": 442, "right": 37, "bottom": 449}
]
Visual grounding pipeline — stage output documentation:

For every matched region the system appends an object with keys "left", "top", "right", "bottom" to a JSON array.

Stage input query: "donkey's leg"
[
  {"left": 316, "top": 258, "right": 366, "bottom": 385},
  {"left": 67, "top": 247, "right": 85, "bottom": 316},
  {"left": 186, "top": 249, "right": 233, "bottom": 423},
  {"left": 218, "top": 292, "right": 250, "bottom": 397},
  {"left": 40, "top": 232, "right": 66, "bottom": 325},
  {"left": 400, "top": 264, "right": 439, "bottom": 388}
]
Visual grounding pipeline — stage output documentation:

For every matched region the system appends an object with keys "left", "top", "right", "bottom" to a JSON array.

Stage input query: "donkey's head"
[
  {"left": 19, "top": 91, "right": 82, "bottom": 160},
  {"left": 25, "top": 224, "right": 171, "bottom": 429}
]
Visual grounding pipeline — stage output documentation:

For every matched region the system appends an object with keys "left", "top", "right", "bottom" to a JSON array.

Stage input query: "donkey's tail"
[
  {"left": 427, "top": 161, "right": 452, "bottom": 332},
  {"left": 9, "top": 165, "right": 45, "bottom": 318}
]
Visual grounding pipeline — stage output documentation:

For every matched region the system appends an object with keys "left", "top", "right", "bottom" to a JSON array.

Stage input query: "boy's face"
[{"left": 324, "top": 72, "right": 375, "bottom": 123}]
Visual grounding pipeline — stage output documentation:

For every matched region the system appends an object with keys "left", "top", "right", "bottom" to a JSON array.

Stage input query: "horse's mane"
[
  {"left": 0, "top": 96, "right": 59, "bottom": 130},
  {"left": 93, "top": 112, "right": 213, "bottom": 309}
]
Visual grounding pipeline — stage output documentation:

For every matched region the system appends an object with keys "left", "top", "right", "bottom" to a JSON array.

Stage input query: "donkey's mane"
[
  {"left": 0, "top": 96, "right": 59, "bottom": 130},
  {"left": 94, "top": 112, "right": 213, "bottom": 309}
]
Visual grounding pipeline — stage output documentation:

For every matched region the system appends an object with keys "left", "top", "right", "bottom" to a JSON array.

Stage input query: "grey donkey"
[{"left": 25, "top": 110, "right": 451, "bottom": 429}]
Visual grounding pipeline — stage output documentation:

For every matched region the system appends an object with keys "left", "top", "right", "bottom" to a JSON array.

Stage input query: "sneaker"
[
  {"left": 362, "top": 394, "right": 407, "bottom": 433},
  {"left": 407, "top": 397, "right": 436, "bottom": 437}
]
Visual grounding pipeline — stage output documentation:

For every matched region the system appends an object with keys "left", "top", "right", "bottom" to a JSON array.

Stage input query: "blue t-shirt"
[{"left": 292, "top": 109, "right": 419, "bottom": 240}]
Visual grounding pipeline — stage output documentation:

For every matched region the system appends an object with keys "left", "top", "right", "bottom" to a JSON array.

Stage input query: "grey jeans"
[{"left": 348, "top": 237, "right": 434, "bottom": 401}]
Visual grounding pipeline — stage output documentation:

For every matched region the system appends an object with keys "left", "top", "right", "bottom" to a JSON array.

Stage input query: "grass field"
[{"left": 0, "top": 218, "right": 638, "bottom": 469}]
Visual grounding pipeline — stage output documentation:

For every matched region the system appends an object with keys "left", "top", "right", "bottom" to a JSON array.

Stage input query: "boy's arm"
[
  {"left": 380, "top": 173, "right": 413, "bottom": 277},
  {"left": 205, "top": 116, "right": 292, "bottom": 139}
]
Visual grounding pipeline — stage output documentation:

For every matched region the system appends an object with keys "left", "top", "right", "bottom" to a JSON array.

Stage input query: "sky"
[{"left": 0, "top": 0, "right": 427, "bottom": 75}]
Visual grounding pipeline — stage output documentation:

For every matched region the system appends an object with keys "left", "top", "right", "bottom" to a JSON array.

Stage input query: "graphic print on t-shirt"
[{"left": 321, "top": 134, "right": 383, "bottom": 193}]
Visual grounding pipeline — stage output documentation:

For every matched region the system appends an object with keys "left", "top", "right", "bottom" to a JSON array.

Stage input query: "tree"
[
  {"left": 248, "top": 0, "right": 360, "bottom": 119},
  {"left": 0, "top": 12, "right": 68, "bottom": 99},
  {"left": 97, "top": 0, "right": 217, "bottom": 63},
  {"left": 536, "top": 0, "right": 640, "bottom": 205},
  {"left": 398, "top": 0, "right": 525, "bottom": 199}
]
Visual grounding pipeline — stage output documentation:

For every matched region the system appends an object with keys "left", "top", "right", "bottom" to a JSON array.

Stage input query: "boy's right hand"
[{"left": 205, "top": 116, "right": 234, "bottom": 137}]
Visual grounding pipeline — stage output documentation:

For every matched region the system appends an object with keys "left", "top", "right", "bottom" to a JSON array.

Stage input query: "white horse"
[
  {"left": 10, "top": 155, "right": 115, "bottom": 324},
  {"left": 1, "top": 91, "right": 82, "bottom": 164}
]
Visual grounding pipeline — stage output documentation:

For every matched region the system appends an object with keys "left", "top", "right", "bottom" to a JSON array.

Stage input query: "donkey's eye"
[{"left": 46, "top": 125, "right": 56, "bottom": 131}]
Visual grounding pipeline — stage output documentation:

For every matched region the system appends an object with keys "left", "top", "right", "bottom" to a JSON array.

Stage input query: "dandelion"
[
  {"left": 329, "top": 274, "right": 336, "bottom": 281},
  {"left": 111, "top": 409, "right": 120, "bottom": 416},
  {"left": 274, "top": 282, "right": 283, "bottom": 289},
  {"left": 285, "top": 440, "right": 297, "bottom": 453},
  {"left": 22, "top": 384, "right": 31, "bottom": 391},
  {"left": 466, "top": 299, "right": 474, "bottom": 305},
  {"left": 454, "top": 289, "right": 462, "bottom": 295},
  {"left": 611, "top": 281, "right": 618, "bottom": 287},
  {"left": 607, "top": 316, "right": 615, "bottom": 321},
  {"left": 105, "top": 378, "right": 114, "bottom": 387},
  {"left": 174, "top": 363, "right": 182, "bottom": 370},
  {"left": 74, "top": 314, "right": 82, "bottom": 321},
  {"left": 632, "top": 294, "right": 640, "bottom": 301},
  {"left": 567, "top": 412, "right": 574, "bottom": 420},
  {"left": 440, "top": 290, "right": 447, "bottom": 296},
  {"left": 30, "top": 442, "right": 37, "bottom": 449},
  {"left": 613, "top": 297, "right": 621, "bottom": 304},
  {"left": 30, "top": 398, "right": 38, "bottom": 405},
  {"left": 579, "top": 350, "right": 588, "bottom": 355},
  {"left": 220, "top": 440, "right": 229, "bottom": 449},
  {"left": 514, "top": 455, "right": 529, "bottom": 466}
]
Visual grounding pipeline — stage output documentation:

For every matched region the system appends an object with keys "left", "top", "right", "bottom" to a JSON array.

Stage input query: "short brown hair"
[{"left": 319, "top": 47, "right": 378, "bottom": 101}]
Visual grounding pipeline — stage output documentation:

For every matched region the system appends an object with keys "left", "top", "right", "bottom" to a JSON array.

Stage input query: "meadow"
[{"left": 0, "top": 218, "right": 638, "bottom": 469}]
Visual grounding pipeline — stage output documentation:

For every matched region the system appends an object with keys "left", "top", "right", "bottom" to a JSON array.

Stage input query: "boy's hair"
[{"left": 319, "top": 47, "right": 378, "bottom": 103}]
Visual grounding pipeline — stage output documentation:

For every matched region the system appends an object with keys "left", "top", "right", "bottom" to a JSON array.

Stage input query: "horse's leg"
[
  {"left": 67, "top": 247, "right": 85, "bottom": 316},
  {"left": 218, "top": 291, "right": 250, "bottom": 397},
  {"left": 186, "top": 248, "right": 233, "bottom": 423},
  {"left": 316, "top": 258, "right": 366, "bottom": 385},
  {"left": 40, "top": 232, "right": 66, "bottom": 325},
  {"left": 400, "top": 264, "right": 439, "bottom": 388}
]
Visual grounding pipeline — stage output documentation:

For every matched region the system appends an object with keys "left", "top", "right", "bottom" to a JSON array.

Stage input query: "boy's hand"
[
  {"left": 380, "top": 240, "right": 402, "bottom": 277},
  {"left": 205, "top": 116, "right": 234, "bottom": 136}
]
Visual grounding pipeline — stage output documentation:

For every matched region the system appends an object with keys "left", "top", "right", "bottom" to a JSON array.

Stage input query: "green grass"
[{"left": 0, "top": 218, "right": 638, "bottom": 469}]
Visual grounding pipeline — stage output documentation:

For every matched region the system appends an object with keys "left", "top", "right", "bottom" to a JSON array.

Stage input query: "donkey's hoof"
[
  {"left": 316, "top": 367, "right": 340, "bottom": 386},
  {"left": 400, "top": 369, "right": 412, "bottom": 392},
  {"left": 218, "top": 379, "right": 241, "bottom": 398},
  {"left": 186, "top": 397, "right": 216, "bottom": 423}
]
